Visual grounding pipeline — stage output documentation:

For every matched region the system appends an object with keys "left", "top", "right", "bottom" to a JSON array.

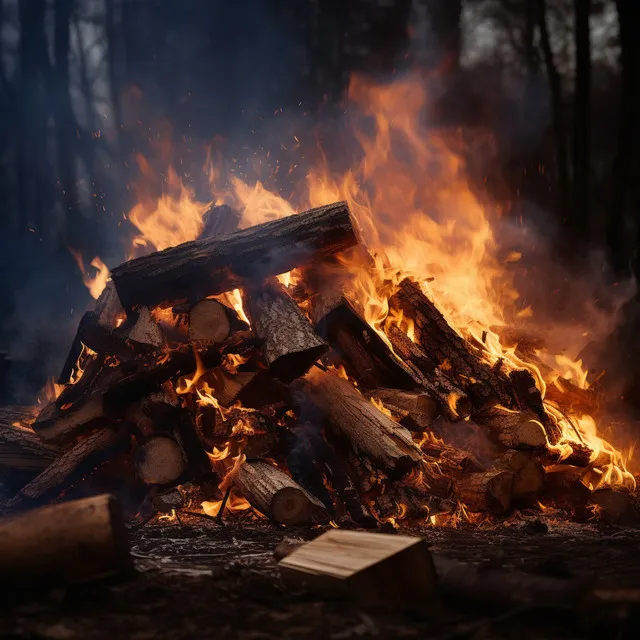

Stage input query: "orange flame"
[{"left": 69, "top": 248, "right": 109, "bottom": 300}]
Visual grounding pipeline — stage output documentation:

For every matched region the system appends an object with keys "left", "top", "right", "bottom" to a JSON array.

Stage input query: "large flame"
[{"left": 122, "top": 72, "right": 634, "bottom": 489}]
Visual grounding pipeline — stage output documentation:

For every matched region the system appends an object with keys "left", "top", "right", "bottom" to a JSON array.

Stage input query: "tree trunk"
[{"left": 572, "top": 0, "right": 591, "bottom": 240}]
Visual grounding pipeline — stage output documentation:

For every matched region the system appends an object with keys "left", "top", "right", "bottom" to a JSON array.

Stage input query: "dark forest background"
[{"left": 0, "top": 0, "right": 639, "bottom": 407}]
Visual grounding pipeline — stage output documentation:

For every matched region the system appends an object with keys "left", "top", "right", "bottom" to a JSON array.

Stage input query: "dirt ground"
[{"left": 2, "top": 514, "right": 640, "bottom": 639}]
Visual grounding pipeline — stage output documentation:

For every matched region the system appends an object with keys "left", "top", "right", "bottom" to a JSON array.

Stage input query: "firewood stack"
[{"left": 1, "top": 202, "right": 637, "bottom": 527}]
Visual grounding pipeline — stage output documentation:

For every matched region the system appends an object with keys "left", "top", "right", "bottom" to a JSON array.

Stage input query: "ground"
[{"left": 2, "top": 514, "right": 640, "bottom": 639}]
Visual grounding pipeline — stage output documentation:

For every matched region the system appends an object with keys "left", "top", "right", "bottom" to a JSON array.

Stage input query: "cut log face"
[
  {"left": 233, "top": 460, "right": 329, "bottom": 525},
  {"left": 134, "top": 434, "right": 186, "bottom": 486},
  {"left": 369, "top": 388, "right": 438, "bottom": 431},
  {"left": 121, "top": 306, "right": 165, "bottom": 349},
  {"left": 110, "top": 201, "right": 358, "bottom": 309},
  {"left": 189, "top": 299, "right": 232, "bottom": 344},
  {"left": 299, "top": 369, "right": 423, "bottom": 479},
  {"left": 278, "top": 529, "right": 438, "bottom": 606},
  {"left": 0, "top": 494, "right": 133, "bottom": 590},
  {"left": 244, "top": 280, "right": 328, "bottom": 383},
  {"left": 475, "top": 407, "right": 548, "bottom": 450},
  {"left": 457, "top": 469, "right": 514, "bottom": 514},
  {"left": 496, "top": 450, "right": 545, "bottom": 499}
]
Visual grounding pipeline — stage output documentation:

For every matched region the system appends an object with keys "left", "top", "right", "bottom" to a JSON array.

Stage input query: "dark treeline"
[{"left": 0, "top": 0, "right": 638, "bottom": 405}]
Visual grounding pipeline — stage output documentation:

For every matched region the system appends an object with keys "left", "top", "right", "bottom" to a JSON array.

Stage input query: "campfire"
[{"left": 1, "top": 75, "right": 637, "bottom": 533}]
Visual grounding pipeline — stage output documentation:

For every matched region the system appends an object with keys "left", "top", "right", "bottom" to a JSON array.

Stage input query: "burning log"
[
  {"left": 0, "top": 407, "right": 60, "bottom": 472},
  {"left": 111, "top": 202, "right": 358, "bottom": 310},
  {"left": 299, "top": 368, "right": 423, "bottom": 479},
  {"left": 244, "top": 279, "right": 328, "bottom": 382},
  {"left": 0, "top": 494, "right": 132, "bottom": 590},
  {"left": 35, "top": 344, "right": 221, "bottom": 444},
  {"left": 474, "top": 406, "right": 548, "bottom": 450},
  {"left": 310, "top": 293, "right": 418, "bottom": 390},
  {"left": 277, "top": 530, "right": 438, "bottom": 606},
  {"left": 369, "top": 388, "right": 438, "bottom": 431},
  {"left": 213, "top": 370, "right": 258, "bottom": 406},
  {"left": 389, "top": 279, "right": 513, "bottom": 408},
  {"left": 496, "top": 450, "right": 545, "bottom": 500},
  {"left": 4, "top": 427, "right": 130, "bottom": 511},
  {"left": 134, "top": 434, "right": 186, "bottom": 486},
  {"left": 233, "top": 460, "right": 330, "bottom": 525},
  {"left": 188, "top": 299, "right": 246, "bottom": 344},
  {"left": 456, "top": 468, "right": 514, "bottom": 514},
  {"left": 384, "top": 324, "right": 471, "bottom": 419}
]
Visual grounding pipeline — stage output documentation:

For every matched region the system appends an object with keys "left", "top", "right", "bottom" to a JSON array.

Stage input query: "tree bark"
[
  {"left": 244, "top": 279, "right": 328, "bottom": 383},
  {"left": 111, "top": 202, "right": 358, "bottom": 309}
]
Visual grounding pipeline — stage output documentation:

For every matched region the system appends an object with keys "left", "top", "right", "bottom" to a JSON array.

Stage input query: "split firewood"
[
  {"left": 384, "top": 324, "right": 471, "bottom": 419},
  {"left": 389, "top": 279, "right": 514, "bottom": 409},
  {"left": 541, "top": 465, "right": 591, "bottom": 510},
  {"left": 277, "top": 529, "right": 438, "bottom": 606},
  {"left": 110, "top": 201, "right": 358, "bottom": 309},
  {"left": 456, "top": 468, "right": 514, "bottom": 513},
  {"left": 4, "top": 427, "right": 130, "bottom": 511},
  {"left": 298, "top": 368, "right": 423, "bottom": 479},
  {"left": 233, "top": 460, "right": 330, "bottom": 526},
  {"left": 244, "top": 279, "right": 328, "bottom": 382},
  {"left": 310, "top": 293, "right": 418, "bottom": 390},
  {"left": 211, "top": 370, "right": 258, "bottom": 406},
  {"left": 474, "top": 406, "right": 548, "bottom": 450},
  {"left": 275, "top": 535, "right": 587, "bottom": 611},
  {"left": 496, "top": 450, "right": 545, "bottom": 500},
  {"left": 0, "top": 407, "right": 60, "bottom": 472},
  {"left": 200, "top": 203, "right": 241, "bottom": 239},
  {"left": 188, "top": 299, "right": 244, "bottom": 344},
  {"left": 33, "top": 397, "right": 106, "bottom": 446},
  {"left": 0, "top": 494, "right": 132, "bottom": 590},
  {"left": 208, "top": 369, "right": 291, "bottom": 410},
  {"left": 369, "top": 388, "right": 438, "bottom": 431},
  {"left": 120, "top": 306, "right": 164, "bottom": 349},
  {"left": 134, "top": 434, "right": 186, "bottom": 486}
]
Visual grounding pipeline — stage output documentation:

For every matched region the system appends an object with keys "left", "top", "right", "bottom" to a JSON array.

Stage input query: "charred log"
[
  {"left": 244, "top": 279, "right": 328, "bottom": 382},
  {"left": 111, "top": 202, "right": 358, "bottom": 309}
]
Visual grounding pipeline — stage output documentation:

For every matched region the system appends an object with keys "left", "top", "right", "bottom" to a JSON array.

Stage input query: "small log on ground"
[
  {"left": 4, "top": 427, "right": 130, "bottom": 511},
  {"left": 496, "top": 450, "right": 545, "bottom": 500},
  {"left": 456, "top": 469, "right": 514, "bottom": 514},
  {"left": 369, "top": 388, "right": 438, "bottom": 431},
  {"left": 310, "top": 294, "right": 418, "bottom": 390},
  {"left": 234, "top": 460, "right": 329, "bottom": 525},
  {"left": 134, "top": 434, "right": 186, "bottom": 486},
  {"left": 389, "top": 279, "right": 514, "bottom": 408},
  {"left": 277, "top": 529, "right": 438, "bottom": 606},
  {"left": 298, "top": 369, "right": 423, "bottom": 479},
  {"left": 189, "top": 299, "right": 247, "bottom": 344},
  {"left": 111, "top": 202, "right": 357, "bottom": 309},
  {"left": 0, "top": 494, "right": 132, "bottom": 590},
  {"left": 474, "top": 406, "right": 548, "bottom": 450},
  {"left": 0, "top": 407, "right": 60, "bottom": 472},
  {"left": 385, "top": 324, "right": 471, "bottom": 419},
  {"left": 244, "top": 279, "right": 328, "bottom": 382}
]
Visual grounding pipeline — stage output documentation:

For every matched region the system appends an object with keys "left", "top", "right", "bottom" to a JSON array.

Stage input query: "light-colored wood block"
[{"left": 278, "top": 529, "right": 437, "bottom": 606}]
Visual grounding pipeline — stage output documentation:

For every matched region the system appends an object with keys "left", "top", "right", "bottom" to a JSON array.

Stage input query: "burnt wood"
[
  {"left": 244, "top": 279, "right": 328, "bottom": 382},
  {"left": 111, "top": 202, "right": 357, "bottom": 309}
]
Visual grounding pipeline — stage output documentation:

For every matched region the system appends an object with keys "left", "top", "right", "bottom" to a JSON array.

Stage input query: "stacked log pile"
[{"left": 1, "top": 202, "right": 636, "bottom": 527}]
